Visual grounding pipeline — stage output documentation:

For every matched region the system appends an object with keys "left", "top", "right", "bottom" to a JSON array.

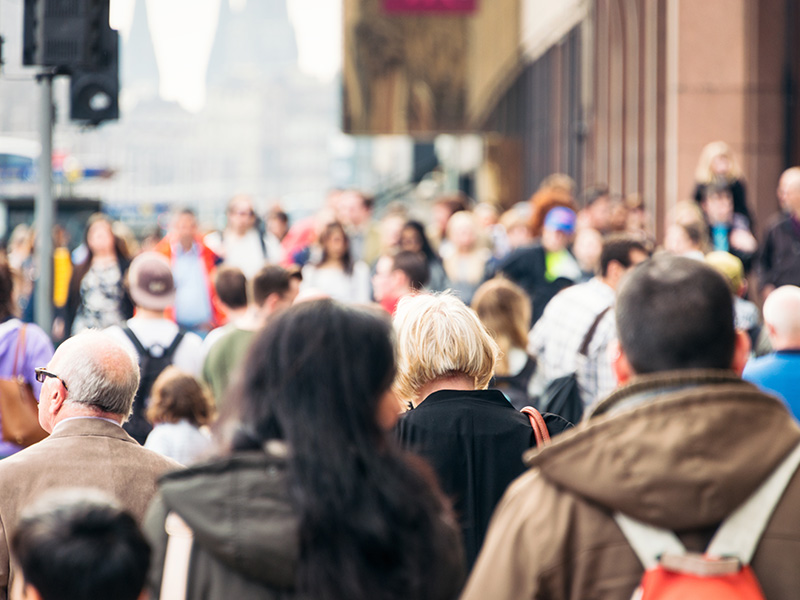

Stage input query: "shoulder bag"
[{"left": 0, "top": 324, "right": 48, "bottom": 446}]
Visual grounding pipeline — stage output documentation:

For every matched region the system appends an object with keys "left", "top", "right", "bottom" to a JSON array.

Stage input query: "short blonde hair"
[{"left": 393, "top": 292, "right": 498, "bottom": 403}]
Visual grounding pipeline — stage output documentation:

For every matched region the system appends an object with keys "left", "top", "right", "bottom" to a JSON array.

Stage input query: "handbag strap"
[
  {"left": 521, "top": 406, "right": 551, "bottom": 448},
  {"left": 160, "top": 512, "right": 194, "bottom": 600},
  {"left": 578, "top": 306, "right": 611, "bottom": 357},
  {"left": 12, "top": 324, "right": 27, "bottom": 380}
]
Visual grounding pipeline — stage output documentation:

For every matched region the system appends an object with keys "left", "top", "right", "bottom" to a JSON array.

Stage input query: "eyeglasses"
[{"left": 34, "top": 368, "right": 68, "bottom": 391}]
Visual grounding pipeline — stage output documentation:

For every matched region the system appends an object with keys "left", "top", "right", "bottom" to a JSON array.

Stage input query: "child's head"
[
  {"left": 11, "top": 490, "right": 150, "bottom": 600},
  {"left": 146, "top": 367, "right": 214, "bottom": 427}
]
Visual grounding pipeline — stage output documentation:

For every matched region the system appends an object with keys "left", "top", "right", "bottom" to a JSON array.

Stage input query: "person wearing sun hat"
[
  {"left": 495, "top": 205, "right": 582, "bottom": 324},
  {"left": 104, "top": 252, "right": 204, "bottom": 443}
]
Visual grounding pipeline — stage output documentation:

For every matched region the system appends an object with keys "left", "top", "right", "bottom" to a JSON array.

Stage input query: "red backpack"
[{"left": 614, "top": 442, "right": 800, "bottom": 600}]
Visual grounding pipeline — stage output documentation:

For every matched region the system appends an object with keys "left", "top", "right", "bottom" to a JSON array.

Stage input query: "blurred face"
[
  {"left": 227, "top": 199, "right": 256, "bottom": 235},
  {"left": 587, "top": 197, "right": 611, "bottom": 231},
  {"left": 86, "top": 220, "right": 115, "bottom": 256},
  {"left": 711, "top": 154, "right": 731, "bottom": 176},
  {"left": 400, "top": 227, "right": 423, "bottom": 253},
  {"left": 324, "top": 228, "right": 348, "bottom": 260},
  {"left": 541, "top": 227, "right": 571, "bottom": 252},
  {"left": 372, "top": 256, "right": 394, "bottom": 302},
  {"left": 338, "top": 192, "right": 369, "bottom": 228},
  {"left": 450, "top": 220, "right": 476, "bottom": 251},
  {"left": 174, "top": 214, "right": 198, "bottom": 249},
  {"left": 664, "top": 224, "right": 692, "bottom": 255},
  {"left": 702, "top": 192, "right": 734, "bottom": 224},
  {"left": 268, "top": 216, "right": 288, "bottom": 240}
]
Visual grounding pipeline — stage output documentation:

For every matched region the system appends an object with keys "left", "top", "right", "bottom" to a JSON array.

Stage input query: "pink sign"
[{"left": 383, "top": 0, "right": 477, "bottom": 13}]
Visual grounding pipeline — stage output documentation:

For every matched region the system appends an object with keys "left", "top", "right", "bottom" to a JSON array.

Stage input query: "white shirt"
[
  {"left": 301, "top": 262, "right": 371, "bottom": 304},
  {"left": 144, "top": 420, "right": 213, "bottom": 465},
  {"left": 105, "top": 317, "right": 204, "bottom": 377}
]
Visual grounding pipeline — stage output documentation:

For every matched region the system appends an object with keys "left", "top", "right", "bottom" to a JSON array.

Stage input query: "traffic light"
[
  {"left": 21, "top": 0, "right": 119, "bottom": 124},
  {"left": 69, "top": 29, "right": 119, "bottom": 125},
  {"left": 69, "top": 6, "right": 119, "bottom": 124}
]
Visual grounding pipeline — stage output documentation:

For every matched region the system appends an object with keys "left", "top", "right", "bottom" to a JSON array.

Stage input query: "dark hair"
[
  {"left": 146, "top": 366, "right": 214, "bottom": 426},
  {"left": 214, "top": 266, "right": 248, "bottom": 310},
  {"left": 227, "top": 300, "right": 456, "bottom": 600},
  {"left": 703, "top": 177, "right": 734, "bottom": 201},
  {"left": 318, "top": 221, "right": 354, "bottom": 274},
  {"left": 616, "top": 255, "right": 735, "bottom": 373},
  {"left": 392, "top": 250, "right": 430, "bottom": 290},
  {"left": 251, "top": 265, "right": 291, "bottom": 307},
  {"left": 680, "top": 221, "right": 706, "bottom": 247},
  {"left": 401, "top": 220, "right": 440, "bottom": 264},
  {"left": 599, "top": 235, "right": 649, "bottom": 277},
  {"left": 0, "top": 258, "right": 18, "bottom": 321},
  {"left": 268, "top": 209, "right": 289, "bottom": 224},
  {"left": 11, "top": 495, "right": 150, "bottom": 600}
]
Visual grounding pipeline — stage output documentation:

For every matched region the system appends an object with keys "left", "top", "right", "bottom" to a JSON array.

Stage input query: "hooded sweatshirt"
[{"left": 461, "top": 370, "right": 800, "bottom": 600}]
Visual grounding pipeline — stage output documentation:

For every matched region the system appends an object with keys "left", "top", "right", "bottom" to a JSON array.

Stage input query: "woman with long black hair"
[{"left": 144, "top": 299, "right": 464, "bottom": 600}]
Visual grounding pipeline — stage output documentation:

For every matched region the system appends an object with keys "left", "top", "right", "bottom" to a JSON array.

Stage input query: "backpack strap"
[
  {"left": 163, "top": 330, "right": 185, "bottom": 361},
  {"left": 707, "top": 440, "right": 800, "bottom": 563},
  {"left": 160, "top": 512, "right": 194, "bottom": 600},
  {"left": 121, "top": 325, "right": 148, "bottom": 356},
  {"left": 613, "top": 512, "right": 686, "bottom": 570},
  {"left": 578, "top": 306, "right": 612, "bottom": 357},
  {"left": 615, "top": 441, "right": 800, "bottom": 569}
]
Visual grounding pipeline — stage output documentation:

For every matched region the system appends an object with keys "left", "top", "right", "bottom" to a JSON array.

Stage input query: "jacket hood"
[
  {"left": 525, "top": 370, "right": 800, "bottom": 530},
  {"left": 157, "top": 445, "right": 299, "bottom": 589}
]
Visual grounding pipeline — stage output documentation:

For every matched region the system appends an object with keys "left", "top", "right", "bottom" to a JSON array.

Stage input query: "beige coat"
[
  {"left": 0, "top": 418, "right": 181, "bottom": 600},
  {"left": 461, "top": 371, "right": 800, "bottom": 600}
]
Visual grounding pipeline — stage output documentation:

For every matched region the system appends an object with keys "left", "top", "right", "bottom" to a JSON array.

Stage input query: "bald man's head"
[
  {"left": 51, "top": 331, "right": 140, "bottom": 417},
  {"left": 778, "top": 167, "right": 800, "bottom": 215},
  {"left": 763, "top": 285, "right": 800, "bottom": 349}
]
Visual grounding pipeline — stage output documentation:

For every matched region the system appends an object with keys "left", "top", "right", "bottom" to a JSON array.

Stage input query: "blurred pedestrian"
[
  {"left": 496, "top": 206, "right": 581, "bottom": 325},
  {"left": 203, "top": 265, "right": 296, "bottom": 405},
  {"left": 145, "top": 366, "right": 214, "bottom": 465},
  {"left": 399, "top": 220, "right": 450, "bottom": 292},
  {"left": 205, "top": 194, "right": 268, "bottom": 278},
  {"left": 760, "top": 167, "right": 800, "bottom": 297},
  {"left": 145, "top": 299, "right": 465, "bottom": 600},
  {"left": 0, "top": 258, "right": 53, "bottom": 459},
  {"left": 63, "top": 214, "right": 134, "bottom": 336},
  {"left": 300, "top": 221, "right": 370, "bottom": 304},
  {"left": 471, "top": 278, "right": 536, "bottom": 409},
  {"left": 693, "top": 140, "right": 752, "bottom": 229},
  {"left": 528, "top": 236, "right": 649, "bottom": 413},
  {"left": 105, "top": 252, "right": 204, "bottom": 444},
  {"left": 442, "top": 211, "right": 491, "bottom": 304},
  {"left": 371, "top": 251, "right": 429, "bottom": 314},
  {"left": 743, "top": 285, "right": 800, "bottom": 417},
  {"left": 156, "top": 208, "right": 223, "bottom": 337}
]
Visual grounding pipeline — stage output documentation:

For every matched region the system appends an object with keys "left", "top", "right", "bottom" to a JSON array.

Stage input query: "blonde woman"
[
  {"left": 692, "top": 141, "right": 752, "bottom": 229},
  {"left": 393, "top": 292, "right": 536, "bottom": 568},
  {"left": 471, "top": 278, "right": 536, "bottom": 409}
]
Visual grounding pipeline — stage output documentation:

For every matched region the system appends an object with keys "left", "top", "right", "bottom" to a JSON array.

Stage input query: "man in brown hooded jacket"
[{"left": 462, "top": 255, "right": 800, "bottom": 600}]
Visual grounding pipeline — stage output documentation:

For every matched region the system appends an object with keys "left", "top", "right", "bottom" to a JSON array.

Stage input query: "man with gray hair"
[
  {"left": 0, "top": 330, "right": 181, "bottom": 600},
  {"left": 743, "top": 284, "right": 800, "bottom": 418}
]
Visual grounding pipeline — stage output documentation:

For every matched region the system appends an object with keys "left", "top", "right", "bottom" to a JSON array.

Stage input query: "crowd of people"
[{"left": 0, "top": 139, "right": 800, "bottom": 599}]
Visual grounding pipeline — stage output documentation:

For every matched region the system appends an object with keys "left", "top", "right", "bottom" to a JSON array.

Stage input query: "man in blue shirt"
[{"left": 743, "top": 285, "right": 800, "bottom": 419}]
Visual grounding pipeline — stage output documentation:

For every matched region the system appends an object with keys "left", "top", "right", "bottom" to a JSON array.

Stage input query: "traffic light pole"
[{"left": 34, "top": 72, "right": 54, "bottom": 334}]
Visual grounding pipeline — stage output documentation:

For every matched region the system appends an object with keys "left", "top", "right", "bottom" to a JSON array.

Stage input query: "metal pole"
[{"left": 34, "top": 73, "right": 54, "bottom": 333}]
